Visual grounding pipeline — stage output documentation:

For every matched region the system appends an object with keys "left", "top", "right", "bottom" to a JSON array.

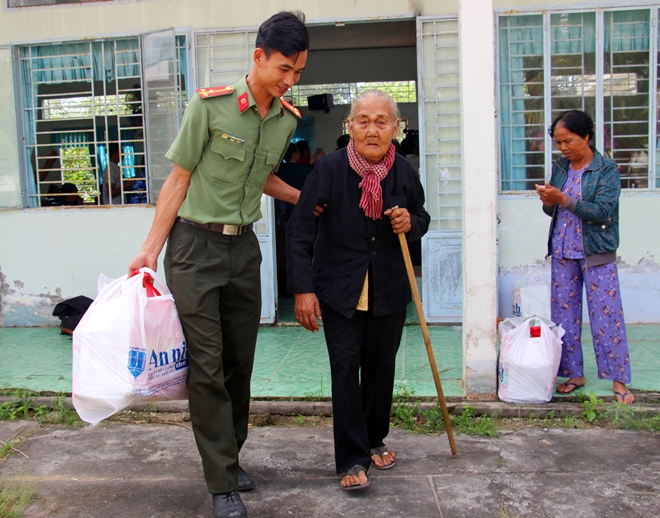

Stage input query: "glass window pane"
[
  {"left": 604, "top": 9, "right": 650, "bottom": 189},
  {"left": 499, "top": 15, "right": 544, "bottom": 191},
  {"left": 550, "top": 12, "right": 597, "bottom": 164}
]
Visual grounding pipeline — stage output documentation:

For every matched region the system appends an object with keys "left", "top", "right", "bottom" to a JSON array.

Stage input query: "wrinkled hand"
[
  {"left": 128, "top": 250, "right": 158, "bottom": 277},
  {"left": 384, "top": 207, "right": 411, "bottom": 234},
  {"left": 535, "top": 183, "right": 567, "bottom": 208},
  {"left": 314, "top": 203, "right": 327, "bottom": 218},
  {"left": 294, "top": 293, "right": 322, "bottom": 332}
]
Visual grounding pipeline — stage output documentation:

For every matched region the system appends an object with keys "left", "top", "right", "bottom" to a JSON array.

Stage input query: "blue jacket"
[
  {"left": 544, "top": 149, "right": 620, "bottom": 267},
  {"left": 286, "top": 148, "right": 430, "bottom": 319}
]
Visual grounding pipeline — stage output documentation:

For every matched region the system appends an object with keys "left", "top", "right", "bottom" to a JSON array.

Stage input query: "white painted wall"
[
  {"left": 0, "top": 206, "right": 159, "bottom": 326},
  {"left": 498, "top": 195, "right": 660, "bottom": 323},
  {"left": 459, "top": 0, "right": 498, "bottom": 397}
]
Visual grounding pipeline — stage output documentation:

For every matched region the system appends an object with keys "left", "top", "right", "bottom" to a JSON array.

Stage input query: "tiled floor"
[{"left": 1, "top": 308, "right": 658, "bottom": 398}]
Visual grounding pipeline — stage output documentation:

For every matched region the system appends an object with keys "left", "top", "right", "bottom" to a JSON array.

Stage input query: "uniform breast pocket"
[
  {"left": 266, "top": 149, "right": 281, "bottom": 168},
  {"left": 208, "top": 138, "right": 246, "bottom": 184}
]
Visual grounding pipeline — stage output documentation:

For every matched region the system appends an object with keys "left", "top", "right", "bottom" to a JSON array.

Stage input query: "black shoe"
[
  {"left": 212, "top": 490, "right": 247, "bottom": 518},
  {"left": 238, "top": 466, "right": 255, "bottom": 492}
]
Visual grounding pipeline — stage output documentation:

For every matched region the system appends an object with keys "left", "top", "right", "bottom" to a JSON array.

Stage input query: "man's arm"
[
  {"left": 263, "top": 172, "right": 300, "bottom": 204},
  {"left": 127, "top": 163, "right": 192, "bottom": 274}
]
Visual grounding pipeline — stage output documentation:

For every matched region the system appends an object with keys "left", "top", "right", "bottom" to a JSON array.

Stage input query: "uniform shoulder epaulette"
[
  {"left": 197, "top": 86, "right": 234, "bottom": 99},
  {"left": 280, "top": 98, "right": 301, "bottom": 118}
]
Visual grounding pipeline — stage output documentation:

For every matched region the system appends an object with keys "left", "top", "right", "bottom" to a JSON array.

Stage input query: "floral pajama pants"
[{"left": 551, "top": 257, "right": 631, "bottom": 384}]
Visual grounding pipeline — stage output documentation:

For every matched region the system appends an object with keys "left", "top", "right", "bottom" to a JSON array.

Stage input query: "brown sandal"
[
  {"left": 370, "top": 446, "right": 397, "bottom": 470},
  {"left": 340, "top": 465, "right": 370, "bottom": 491}
]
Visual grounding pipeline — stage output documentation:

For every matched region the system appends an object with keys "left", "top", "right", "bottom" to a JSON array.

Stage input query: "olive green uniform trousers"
[{"left": 164, "top": 220, "right": 262, "bottom": 494}]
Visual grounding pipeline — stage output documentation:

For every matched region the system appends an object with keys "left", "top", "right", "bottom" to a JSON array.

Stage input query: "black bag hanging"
[{"left": 52, "top": 296, "right": 94, "bottom": 335}]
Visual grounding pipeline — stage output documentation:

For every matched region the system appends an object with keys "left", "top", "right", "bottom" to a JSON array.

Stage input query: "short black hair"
[
  {"left": 548, "top": 110, "right": 594, "bottom": 142},
  {"left": 108, "top": 143, "right": 120, "bottom": 156},
  {"left": 400, "top": 136, "right": 417, "bottom": 156},
  {"left": 336, "top": 134, "right": 350, "bottom": 149},
  {"left": 256, "top": 11, "right": 309, "bottom": 58},
  {"left": 284, "top": 142, "right": 298, "bottom": 162},
  {"left": 296, "top": 140, "right": 310, "bottom": 158}
]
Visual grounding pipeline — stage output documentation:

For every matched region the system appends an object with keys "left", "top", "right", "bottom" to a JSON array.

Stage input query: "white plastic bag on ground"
[
  {"left": 512, "top": 269, "right": 551, "bottom": 320},
  {"left": 497, "top": 316, "right": 564, "bottom": 404},
  {"left": 73, "top": 267, "right": 188, "bottom": 425}
]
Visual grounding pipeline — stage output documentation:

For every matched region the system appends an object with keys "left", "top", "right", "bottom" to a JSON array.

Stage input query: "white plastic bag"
[
  {"left": 497, "top": 316, "right": 564, "bottom": 404},
  {"left": 73, "top": 267, "right": 188, "bottom": 425},
  {"left": 512, "top": 269, "right": 551, "bottom": 320}
]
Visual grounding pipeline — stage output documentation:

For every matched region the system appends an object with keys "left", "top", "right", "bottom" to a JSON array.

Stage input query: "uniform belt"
[{"left": 177, "top": 217, "right": 253, "bottom": 236}]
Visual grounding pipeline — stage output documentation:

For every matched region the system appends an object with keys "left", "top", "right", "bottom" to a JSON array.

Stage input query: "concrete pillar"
[{"left": 458, "top": 0, "right": 499, "bottom": 398}]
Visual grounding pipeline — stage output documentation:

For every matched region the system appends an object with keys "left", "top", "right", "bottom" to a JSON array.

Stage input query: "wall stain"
[
  {"left": 0, "top": 267, "right": 64, "bottom": 327},
  {"left": 499, "top": 254, "right": 660, "bottom": 275}
]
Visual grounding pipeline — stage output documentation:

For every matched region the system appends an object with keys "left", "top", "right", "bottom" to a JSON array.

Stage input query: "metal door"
[
  {"left": 194, "top": 29, "right": 277, "bottom": 323},
  {"left": 417, "top": 17, "right": 463, "bottom": 322}
]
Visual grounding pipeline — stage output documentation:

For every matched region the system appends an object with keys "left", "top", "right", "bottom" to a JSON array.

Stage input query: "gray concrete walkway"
[{"left": 1, "top": 417, "right": 659, "bottom": 518}]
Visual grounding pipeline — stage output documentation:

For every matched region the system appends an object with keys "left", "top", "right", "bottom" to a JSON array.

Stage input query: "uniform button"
[
  {"left": 371, "top": 237, "right": 375, "bottom": 241},
  {"left": 601, "top": 225, "right": 606, "bottom": 229}
]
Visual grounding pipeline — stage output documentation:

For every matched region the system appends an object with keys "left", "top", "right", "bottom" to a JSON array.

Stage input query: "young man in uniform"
[{"left": 128, "top": 12, "right": 309, "bottom": 518}]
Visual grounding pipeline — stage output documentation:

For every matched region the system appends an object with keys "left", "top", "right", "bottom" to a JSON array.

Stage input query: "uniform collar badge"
[{"left": 238, "top": 92, "right": 250, "bottom": 113}]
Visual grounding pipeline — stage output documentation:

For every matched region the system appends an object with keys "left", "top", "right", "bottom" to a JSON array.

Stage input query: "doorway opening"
[{"left": 274, "top": 19, "right": 421, "bottom": 323}]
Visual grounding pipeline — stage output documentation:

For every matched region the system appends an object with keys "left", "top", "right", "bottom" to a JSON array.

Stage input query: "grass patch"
[
  {"left": 0, "top": 475, "right": 34, "bottom": 518},
  {"left": 38, "top": 395, "right": 82, "bottom": 427},
  {"left": 392, "top": 384, "right": 498, "bottom": 437},
  {"left": 607, "top": 403, "right": 660, "bottom": 431},
  {"left": 302, "top": 377, "right": 327, "bottom": 402},
  {"left": 0, "top": 391, "right": 46, "bottom": 421},
  {"left": 0, "top": 391, "right": 81, "bottom": 426},
  {"left": 0, "top": 438, "right": 25, "bottom": 461}
]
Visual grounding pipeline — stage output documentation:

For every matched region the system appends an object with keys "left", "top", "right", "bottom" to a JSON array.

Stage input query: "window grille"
[{"left": 498, "top": 7, "right": 656, "bottom": 191}]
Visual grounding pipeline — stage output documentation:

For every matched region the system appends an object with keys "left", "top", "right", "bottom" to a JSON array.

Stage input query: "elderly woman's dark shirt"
[{"left": 286, "top": 147, "right": 430, "bottom": 319}]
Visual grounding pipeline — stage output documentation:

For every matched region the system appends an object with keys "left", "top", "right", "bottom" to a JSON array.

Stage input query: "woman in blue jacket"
[
  {"left": 287, "top": 90, "right": 430, "bottom": 490},
  {"left": 536, "top": 109, "right": 633, "bottom": 404}
]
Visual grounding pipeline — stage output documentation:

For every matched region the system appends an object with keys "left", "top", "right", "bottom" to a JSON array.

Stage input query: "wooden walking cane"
[{"left": 391, "top": 207, "right": 458, "bottom": 455}]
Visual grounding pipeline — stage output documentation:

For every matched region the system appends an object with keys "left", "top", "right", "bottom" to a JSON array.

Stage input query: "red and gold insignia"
[
  {"left": 280, "top": 98, "right": 301, "bottom": 118},
  {"left": 197, "top": 86, "right": 234, "bottom": 99},
  {"left": 238, "top": 92, "right": 250, "bottom": 113}
]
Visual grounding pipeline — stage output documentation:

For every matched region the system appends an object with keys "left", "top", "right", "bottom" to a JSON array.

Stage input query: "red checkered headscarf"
[{"left": 347, "top": 139, "right": 396, "bottom": 220}]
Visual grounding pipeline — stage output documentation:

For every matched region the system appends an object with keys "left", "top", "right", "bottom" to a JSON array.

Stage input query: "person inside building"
[
  {"left": 286, "top": 89, "right": 430, "bottom": 491},
  {"left": 536, "top": 109, "right": 634, "bottom": 405},
  {"left": 128, "top": 11, "right": 310, "bottom": 518},
  {"left": 335, "top": 133, "right": 350, "bottom": 150},
  {"left": 101, "top": 143, "right": 122, "bottom": 205},
  {"left": 400, "top": 129, "right": 419, "bottom": 172}
]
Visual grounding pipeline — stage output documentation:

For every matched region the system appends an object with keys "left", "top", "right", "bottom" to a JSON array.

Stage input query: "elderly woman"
[
  {"left": 286, "top": 90, "right": 430, "bottom": 490},
  {"left": 537, "top": 109, "right": 633, "bottom": 404}
]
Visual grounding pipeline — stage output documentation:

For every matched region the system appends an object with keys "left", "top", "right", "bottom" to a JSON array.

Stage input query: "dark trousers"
[
  {"left": 164, "top": 221, "right": 262, "bottom": 494},
  {"left": 319, "top": 300, "right": 406, "bottom": 475}
]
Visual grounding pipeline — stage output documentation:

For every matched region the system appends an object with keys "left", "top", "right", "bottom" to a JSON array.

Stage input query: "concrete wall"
[{"left": 498, "top": 195, "right": 660, "bottom": 323}]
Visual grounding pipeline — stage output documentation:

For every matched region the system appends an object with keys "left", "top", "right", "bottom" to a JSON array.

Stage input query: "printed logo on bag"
[
  {"left": 128, "top": 348, "right": 147, "bottom": 378},
  {"left": 148, "top": 340, "right": 188, "bottom": 371}
]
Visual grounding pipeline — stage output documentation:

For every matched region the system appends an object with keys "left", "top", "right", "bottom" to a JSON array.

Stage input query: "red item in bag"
[{"left": 530, "top": 325, "right": 541, "bottom": 338}]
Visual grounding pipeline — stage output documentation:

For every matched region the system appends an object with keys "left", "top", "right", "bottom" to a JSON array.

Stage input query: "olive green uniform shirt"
[{"left": 165, "top": 76, "right": 298, "bottom": 225}]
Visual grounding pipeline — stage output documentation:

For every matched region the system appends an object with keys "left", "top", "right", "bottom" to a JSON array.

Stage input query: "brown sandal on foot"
[{"left": 340, "top": 465, "right": 370, "bottom": 491}]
